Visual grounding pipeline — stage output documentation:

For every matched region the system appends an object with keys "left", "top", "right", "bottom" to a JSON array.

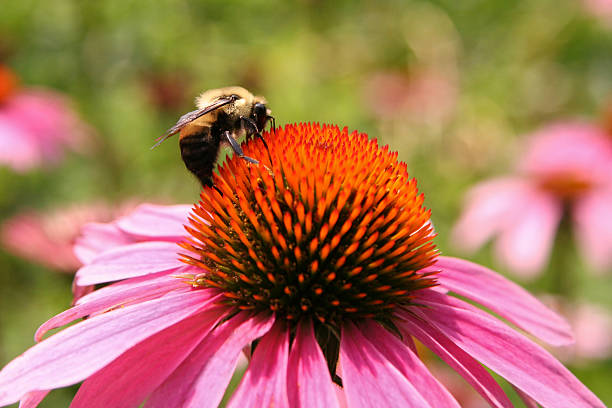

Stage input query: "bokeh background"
[{"left": 1, "top": 0, "right": 611, "bottom": 406}]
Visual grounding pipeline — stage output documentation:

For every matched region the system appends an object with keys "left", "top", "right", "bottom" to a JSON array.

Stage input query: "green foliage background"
[{"left": 1, "top": 0, "right": 611, "bottom": 406}]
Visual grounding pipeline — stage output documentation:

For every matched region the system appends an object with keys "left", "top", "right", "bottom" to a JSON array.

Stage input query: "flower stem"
[{"left": 547, "top": 209, "right": 577, "bottom": 300}]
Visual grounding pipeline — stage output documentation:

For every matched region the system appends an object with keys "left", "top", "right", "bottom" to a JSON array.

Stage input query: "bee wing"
[{"left": 151, "top": 97, "right": 236, "bottom": 149}]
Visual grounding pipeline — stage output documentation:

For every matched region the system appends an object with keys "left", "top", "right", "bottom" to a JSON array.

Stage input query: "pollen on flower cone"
[{"left": 182, "top": 123, "right": 438, "bottom": 326}]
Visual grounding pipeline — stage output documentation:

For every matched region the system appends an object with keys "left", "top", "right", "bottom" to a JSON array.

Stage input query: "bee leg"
[
  {"left": 267, "top": 115, "right": 276, "bottom": 133},
  {"left": 240, "top": 116, "right": 270, "bottom": 147},
  {"left": 240, "top": 116, "right": 259, "bottom": 138},
  {"left": 255, "top": 132, "right": 274, "bottom": 167},
  {"left": 224, "top": 131, "right": 259, "bottom": 164},
  {"left": 240, "top": 116, "right": 273, "bottom": 165}
]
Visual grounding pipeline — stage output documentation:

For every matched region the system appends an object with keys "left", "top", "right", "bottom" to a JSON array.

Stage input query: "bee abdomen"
[{"left": 179, "top": 128, "right": 221, "bottom": 186}]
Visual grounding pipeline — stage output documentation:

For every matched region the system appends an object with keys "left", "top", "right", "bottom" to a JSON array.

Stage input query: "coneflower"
[{"left": 0, "top": 124, "right": 603, "bottom": 407}]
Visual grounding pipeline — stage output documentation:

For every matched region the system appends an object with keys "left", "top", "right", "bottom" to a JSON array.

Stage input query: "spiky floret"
[{"left": 181, "top": 123, "right": 439, "bottom": 327}]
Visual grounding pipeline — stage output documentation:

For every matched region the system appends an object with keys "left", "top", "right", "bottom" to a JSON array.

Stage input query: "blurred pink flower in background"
[
  {"left": 0, "top": 64, "right": 92, "bottom": 172},
  {"left": 363, "top": 68, "right": 457, "bottom": 124},
  {"left": 583, "top": 0, "right": 612, "bottom": 22},
  {"left": 541, "top": 297, "right": 612, "bottom": 363},
  {"left": 452, "top": 121, "right": 612, "bottom": 278},
  {"left": 1, "top": 202, "right": 135, "bottom": 273},
  {"left": 0, "top": 125, "right": 604, "bottom": 407},
  {"left": 565, "top": 302, "right": 612, "bottom": 361}
]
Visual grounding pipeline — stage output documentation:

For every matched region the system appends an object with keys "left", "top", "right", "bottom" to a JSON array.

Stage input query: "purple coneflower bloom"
[
  {"left": 0, "top": 124, "right": 603, "bottom": 407},
  {"left": 453, "top": 122, "right": 612, "bottom": 277}
]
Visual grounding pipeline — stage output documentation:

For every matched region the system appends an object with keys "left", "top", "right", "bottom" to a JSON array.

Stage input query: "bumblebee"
[{"left": 154, "top": 86, "right": 273, "bottom": 189}]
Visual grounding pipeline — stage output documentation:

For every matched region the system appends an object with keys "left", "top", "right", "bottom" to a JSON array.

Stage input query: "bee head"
[{"left": 253, "top": 101, "right": 270, "bottom": 132}]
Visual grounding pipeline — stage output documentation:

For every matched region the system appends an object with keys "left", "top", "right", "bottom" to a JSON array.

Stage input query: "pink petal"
[
  {"left": 18, "top": 390, "right": 48, "bottom": 408},
  {"left": 228, "top": 320, "right": 290, "bottom": 408},
  {"left": 340, "top": 322, "right": 431, "bottom": 407},
  {"left": 417, "top": 291, "right": 605, "bottom": 408},
  {"left": 146, "top": 312, "right": 274, "bottom": 408},
  {"left": 396, "top": 312, "right": 512, "bottom": 408},
  {"left": 431, "top": 256, "right": 573, "bottom": 346},
  {"left": 358, "top": 320, "right": 460, "bottom": 407},
  {"left": 335, "top": 384, "right": 348, "bottom": 408},
  {"left": 73, "top": 222, "right": 133, "bottom": 264},
  {"left": 70, "top": 306, "right": 224, "bottom": 408},
  {"left": 573, "top": 189, "right": 612, "bottom": 273},
  {"left": 71, "top": 281, "right": 95, "bottom": 305},
  {"left": 287, "top": 320, "right": 340, "bottom": 408},
  {"left": 452, "top": 177, "right": 529, "bottom": 252},
  {"left": 75, "top": 241, "right": 184, "bottom": 286},
  {"left": 0, "top": 289, "right": 216, "bottom": 406},
  {"left": 36, "top": 272, "right": 187, "bottom": 341},
  {"left": 494, "top": 188, "right": 561, "bottom": 277},
  {"left": 115, "top": 204, "right": 191, "bottom": 240}
]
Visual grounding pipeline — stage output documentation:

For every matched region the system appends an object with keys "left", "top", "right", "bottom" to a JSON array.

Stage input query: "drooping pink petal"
[
  {"left": 417, "top": 291, "right": 605, "bottom": 408},
  {"left": 36, "top": 272, "right": 188, "bottom": 341},
  {"left": 358, "top": 320, "right": 460, "bottom": 407},
  {"left": 431, "top": 256, "right": 573, "bottom": 346},
  {"left": 115, "top": 204, "right": 191, "bottom": 240},
  {"left": 451, "top": 177, "right": 530, "bottom": 252},
  {"left": 396, "top": 312, "right": 512, "bottom": 408},
  {"left": 287, "top": 320, "right": 340, "bottom": 408},
  {"left": 70, "top": 306, "right": 226, "bottom": 408},
  {"left": 75, "top": 241, "right": 184, "bottom": 286},
  {"left": 227, "top": 320, "right": 290, "bottom": 408},
  {"left": 573, "top": 189, "right": 612, "bottom": 273},
  {"left": 75, "top": 266, "right": 198, "bottom": 307},
  {"left": 340, "top": 322, "right": 431, "bottom": 407},
  {"left": 18, "top": 390, "right": 48, "bottom": 408},
  {"left": 73, "top": 222, "right": 133, "bottom": 264},
  {"left": 0, "top": 289, "right": 216, "bottom": 406},
  {"left": 494, "top": 188, "right": 562, "bottom": 277},
  {"left": 146, "top": 312, "right": 275, "bottom": 408}
]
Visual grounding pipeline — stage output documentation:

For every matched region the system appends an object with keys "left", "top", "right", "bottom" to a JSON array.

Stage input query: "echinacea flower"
[
  {"left": 0, "top": 124, "right": 604, "bottom": 407},
  {"left": 0, "top": 64, "right": 92, "bottom": 172},
  {"left": 452, "top": 121, "right": 612, "bottom": 277}
]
